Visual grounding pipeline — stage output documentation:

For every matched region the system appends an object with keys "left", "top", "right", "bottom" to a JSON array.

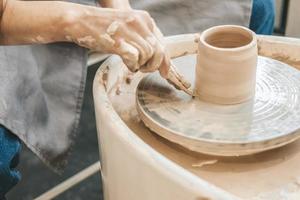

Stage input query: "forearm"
[
  {"left": 0, "top": 0, "right": 79, "bottom": 44},
  {"left": 100, "top": 0, "right": 131, "bottom": 9}
]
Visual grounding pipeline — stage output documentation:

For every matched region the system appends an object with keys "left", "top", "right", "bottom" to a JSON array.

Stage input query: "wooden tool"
[
  {"left": 165, "top": 63, "right": 193, "bottom": 95},
  {"left": 153, "top": 26, "right": 194, "bottom": 96}
]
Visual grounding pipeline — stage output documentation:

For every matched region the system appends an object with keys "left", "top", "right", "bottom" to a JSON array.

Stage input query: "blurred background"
[
  {"left": 275, "top": 0, "right": 299, "bottom": 37},
  {"left": 6, "top": 0, "right": 300, "bottom": 199}
]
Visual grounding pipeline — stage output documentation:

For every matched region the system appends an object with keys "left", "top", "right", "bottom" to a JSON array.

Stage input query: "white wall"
[
  {"left": 286, "top": 0, "right": 300, "bottom": 37},
  {"left": 275, "top": 0, "right": 283, "bottom": 29}
]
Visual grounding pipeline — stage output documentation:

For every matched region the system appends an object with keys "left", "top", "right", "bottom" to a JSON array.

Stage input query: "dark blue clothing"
[
  {"left": 250, "top": 0, "right": 275, "bottom": 34},
  {"left": 0, "top": 127, "right": 21, "bottom": 199}
]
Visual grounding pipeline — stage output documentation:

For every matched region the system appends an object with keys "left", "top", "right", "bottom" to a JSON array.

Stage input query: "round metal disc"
[{"left": 136, "top": 55, "right": 300, "bottom": 156}]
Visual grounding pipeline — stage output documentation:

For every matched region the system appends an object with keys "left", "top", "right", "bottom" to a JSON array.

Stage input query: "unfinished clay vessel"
[
  {"left": 195, "top": 25, "right": 258, "bottom": 104},
  {"left": 94, "top": 34, "right": 300, "bottom": 200}
]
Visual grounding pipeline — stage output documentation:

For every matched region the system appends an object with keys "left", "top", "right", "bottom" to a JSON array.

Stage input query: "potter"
[{"left": 195, "top": 25, "right": 258, "bottom": 104}]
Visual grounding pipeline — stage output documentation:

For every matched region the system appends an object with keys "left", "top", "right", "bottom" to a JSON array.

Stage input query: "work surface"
[
  {"left": 136, "top": 55, "right": 300, "bottom": 156},
  {"left": 102, "top": 35, "right": 300, "bottom": 199},
  {"left": 110, "top": 66, "right": 300, "bottom": 200}
]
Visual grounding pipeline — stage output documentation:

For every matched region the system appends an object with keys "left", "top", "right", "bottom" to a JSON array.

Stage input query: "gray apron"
[
  {"left": 131, "top": 0, "right": 252, "bottom": 34},
  {"left": 0, "top": 0, "right": 252, "bottom": 172}
]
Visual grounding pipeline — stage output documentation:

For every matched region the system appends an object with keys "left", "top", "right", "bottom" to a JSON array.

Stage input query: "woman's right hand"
[{"left": 65, "top": 6, "right": 170, "bottom": 77}]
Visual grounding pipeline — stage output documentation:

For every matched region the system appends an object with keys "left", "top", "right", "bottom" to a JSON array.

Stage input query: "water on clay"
[{"left": 107, "top": 54, "right": 300, "bottom": 199}]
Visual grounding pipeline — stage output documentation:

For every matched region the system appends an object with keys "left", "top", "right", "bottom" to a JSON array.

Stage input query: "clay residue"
[
  {"left": 106, "top": 21, "right": 120, "bottom": 36},
  {"left": 115, "top": 86, "right": 121, "bottom": 95},
  {"left": 178, "top": 51, "right": 189, "bottom": 57},
  {"left": 105, "top": 40, "right": 300, "bottom": 200},
  {"left": 65, "top": 35, "right": 72, "bottom": 41},
  {"left": 125, "top": 73, "right": 134, "bottom": 84},
  {"left": 118, "top": 42, "right": 139, "bottom": 72},
  {"left": 76, "top": 36, "right": 96, "bottom": 47},
  {"left": 36, "top": 36, "right": 45, "bottom": 43},
  {"left": 195, "top": 197, "right": 210, "bottom": 200},
  {"left": 250, "top": 179, "right": 300, "bottom": 200},
  {"left": 31, "top": 35, "right": 46, "bottom": 43},
  {"left": 257, "top": 37, "right": 300, "bottom": 70},
  {"left": 192, "top": 160, "right": 218, "bottom": 168},
  {"left": 102, "top": 75, "right": 108, "bottom": 91},
  {"left": 269, "top": 54, "right": 300, "bottom": 69},
  {"left": 125, "top": 16, "right": 135, "bottom": 23},
  {"left": 99, "top": 66, "right": 109, "bottom": 91},
  {"left": 108, "top": 66, "right": 135, "bottom": 96},
  {"left": 99, "top": 33, "right": 116, "bottom": 46},
  {"left": 194, "top": 37, "right": 200, "bottom": 43}
]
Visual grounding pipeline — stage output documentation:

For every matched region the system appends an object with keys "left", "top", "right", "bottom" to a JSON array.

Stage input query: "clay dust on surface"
[{"left": 107, "top": 69, "right": 300, "bottom": 200}]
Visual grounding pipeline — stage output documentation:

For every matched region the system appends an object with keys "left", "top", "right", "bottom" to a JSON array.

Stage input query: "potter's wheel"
[{"left": 136, "top": 55, "right": 300, "bottom": 156}]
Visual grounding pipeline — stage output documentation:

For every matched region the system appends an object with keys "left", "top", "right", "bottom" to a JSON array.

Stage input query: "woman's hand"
[
  {"left": 65, "top": 6, "right": 170, "bottom": 77},
  {"left": 98, "top": 0, "right": 192, "bottom": 94},
  {"left": 0, "top": 0, "right": 189, "bottom": 93}
]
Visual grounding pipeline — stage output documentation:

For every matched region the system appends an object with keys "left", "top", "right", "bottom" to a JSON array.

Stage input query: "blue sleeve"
[
  {"left": 250, "top": 0, "right": 275, "bottom": 35},
  {"left": 0, "top": 126, "right": 21, "bottom": 198}
]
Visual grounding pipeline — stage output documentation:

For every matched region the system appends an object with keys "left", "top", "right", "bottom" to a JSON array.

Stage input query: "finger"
[
  {"left": 140, "top": 41, "right": 164, "bottom": 73},
  {"left": 131, "top": 39, "right": 154, "bottom": 66},
  {"left": 110, "top": 19, "right": 154, "bottom": 67},
  {"left": 170, "top": 64, "right": 191, "bottom": 88},
  {"left": 115, "top": 40, "right": 140, "bottom": 72},
  {"left": 126, "top": 11, "right": 155, "bottom": 34},
  {"left": 126, "top": 13, "right": 165, "bottom": 70},
  {"left": 118, "top": 28, "right": 154, "bottom": 67},
  {"left": 151, "top": 26, "right": 190, "bottom": 88},
  {"left": 126, "top": 13, "right": 158, "bottom": 51},
  {"left": 128, "top": 15, "right": 162, "bottom": 55},
  {"left": 152, "top": 26, "right": 165, "bottom": 46},
  {"left": 139, "top": 11, "right": 155, "bottom": 32},
  {"left": 166, "top": 68, "right": 193, "bottom": 95},
  {"left": 150, "top": 25, "right": 171, "bottom": 77},
  {"left": 158, "top": 54, "right": 170, "bottom": 78}
]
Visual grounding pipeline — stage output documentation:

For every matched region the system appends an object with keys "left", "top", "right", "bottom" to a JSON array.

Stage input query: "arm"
[
  {"left": 0, "top": 0, "right": 189, "bottom": 92},
  {"left": 0, "top": 0, "right": 169, "bottom": 75},
  {"left": 0, "top": 0, "right": 75, "bottom": 44}
]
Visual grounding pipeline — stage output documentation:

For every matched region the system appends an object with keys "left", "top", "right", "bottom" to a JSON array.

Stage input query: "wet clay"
[
  {"left": 99, "top": 35, "right": 300, "bottom": 199},
  {"left": 109, "top": 60, "right": 300, "bottom": 200},
  {"left": 136, "top": 55, "right": 300, "bottom": 157},
  {"left": 106, "top": 21, "right": 120, "bottom": 35},
  {"left": 195, "top": 25, "right": 257, "bottom": 104}
]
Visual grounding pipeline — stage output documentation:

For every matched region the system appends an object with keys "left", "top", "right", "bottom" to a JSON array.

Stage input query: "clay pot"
[
  {"left": 194, "top": 25, "right": 258, "bottom": 104},
  {"left": 93, "top": 34, "right": 300, "bottom": 200}
]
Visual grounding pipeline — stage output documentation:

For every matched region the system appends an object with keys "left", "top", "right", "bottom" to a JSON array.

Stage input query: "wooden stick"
[{"left": 34, "top": 161, "right": 101, "bottom": 200}]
